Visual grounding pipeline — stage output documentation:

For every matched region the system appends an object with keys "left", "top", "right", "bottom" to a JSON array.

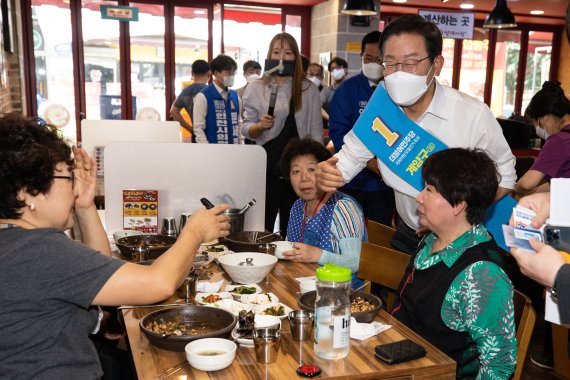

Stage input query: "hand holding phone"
[{"left": 374, "top": 339, "right": 426, "bottom": 365}]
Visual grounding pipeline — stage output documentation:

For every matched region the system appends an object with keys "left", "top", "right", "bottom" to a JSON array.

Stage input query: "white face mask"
[
  {"left": 384, "top": 65, "right": 435, "bottom": 106},
  {"left": 307, "top": 76, "right": 322, "bottom": 87},
  {"left": 222, "top": 75, "right": 235, "bottom": 88},
  {"left": 361, "top": 62, "right": 384, "bottom": 81},
  {"left": 246, "top": 73, "right": 261, "bottom": 84},
  {"left": 535, "top": 124, "right": 549, "bottom": 140},
  {"left": 331, "top": 68, "right": 345, "bottom": 81}
]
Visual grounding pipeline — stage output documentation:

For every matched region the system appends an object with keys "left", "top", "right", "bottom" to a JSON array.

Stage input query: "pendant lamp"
[
  {"left": 341, "top": 0, "right": 377, "bottom": 16},
  {"left": 483, "top": 0, "right": 517, "bottom": 29}
]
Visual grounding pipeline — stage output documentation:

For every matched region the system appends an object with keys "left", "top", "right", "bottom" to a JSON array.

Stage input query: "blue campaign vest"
[
  {"left": 288, "top": 192, "right": 367, "bottom": 287},
  {"left": 202, "top": 84, "right": 239, "bottom": 144}
]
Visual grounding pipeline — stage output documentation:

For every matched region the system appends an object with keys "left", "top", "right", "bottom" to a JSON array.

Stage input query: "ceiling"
[{"left": 379, "top": 0, "right": 569, "bottom": 23}]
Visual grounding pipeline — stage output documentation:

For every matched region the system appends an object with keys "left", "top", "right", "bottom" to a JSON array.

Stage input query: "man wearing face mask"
[
  {"left": 237, "top": 60, "right": 262, "bottom": 100},
  {"left": 321, "top": 57, "right": 348, "bottom": 116},
  {"left": 318, "top": 15, "right": 516, "bottom": 254},
  {"left": 327, "top": 31, "right": 395, "bottom": 227},
  {"left": 193, "top": 54, "right": 242, "bottom": 144}
]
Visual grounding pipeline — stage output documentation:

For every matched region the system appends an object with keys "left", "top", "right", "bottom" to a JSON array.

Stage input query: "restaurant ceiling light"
[
  {"left": 341, "top": 0, "right": 377, "bottom": 16},
  {"left": 393, "top": 0, "right": 408, "bottom": 3},
  {"left": 483, "top": 0, "right": 517, "bottom": 29},
  {"left": 460, "top": 3, "right": 475, "bottom": 9},
  {"left": 530, "top": 10, "right": 544, "bottom": 15}
]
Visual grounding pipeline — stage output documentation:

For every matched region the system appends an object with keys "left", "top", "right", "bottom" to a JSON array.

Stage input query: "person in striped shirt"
[{"left": 280, "top": 137, "right": 367, "bottom": 287}]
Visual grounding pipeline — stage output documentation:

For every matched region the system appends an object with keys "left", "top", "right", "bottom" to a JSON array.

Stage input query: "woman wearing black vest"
[
  {"left": 242, "top": 33, "right": 323, "bottom": 238},
  {"left": 392, "top": 148, "right": 516, "bottom": 379}
]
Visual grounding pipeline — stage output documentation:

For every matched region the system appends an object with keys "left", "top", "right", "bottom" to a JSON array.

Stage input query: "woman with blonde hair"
[{"left": 242, "top": 32, "right": 323, "bottom": 237}]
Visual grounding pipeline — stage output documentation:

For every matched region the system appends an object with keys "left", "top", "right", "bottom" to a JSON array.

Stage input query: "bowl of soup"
[{"left": 185, "top": 338, "right": 237, "bottom": 371}]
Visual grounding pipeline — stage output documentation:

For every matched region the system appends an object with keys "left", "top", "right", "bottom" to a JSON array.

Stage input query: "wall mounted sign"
[
  {"left": 100, "top": 5, "right": 139, "bottom": 22},
  {"left": 418, "top": 9, "right": 474, "bottom": 39}
]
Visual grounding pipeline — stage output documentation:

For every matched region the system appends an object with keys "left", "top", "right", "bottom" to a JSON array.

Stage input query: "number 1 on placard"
[{"left": 372, "top": 117, "right": 399, "bottom": 147}]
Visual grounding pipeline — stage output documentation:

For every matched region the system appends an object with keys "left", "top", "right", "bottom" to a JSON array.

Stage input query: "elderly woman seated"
[
  {"left": 279, "top": 137, "right": 366, "bottom": 287},
  {"left": 391, "top": 148, "right": 516, "bottom": 379},
  {"left": 0, "top": 113, "right": 229, "bottom": 378}
]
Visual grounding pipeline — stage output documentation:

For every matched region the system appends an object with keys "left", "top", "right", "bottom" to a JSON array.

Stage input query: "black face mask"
[{"left": 264, "top": 59, "right": 295, "bottom": 77}]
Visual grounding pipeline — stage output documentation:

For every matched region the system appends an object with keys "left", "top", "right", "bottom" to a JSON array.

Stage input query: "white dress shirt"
[
  {"left": 193, "top": 82, "right": 243, "bottom": 144},
  {"left": 336, "top": 80, "right": 517, "bottom": 230}
]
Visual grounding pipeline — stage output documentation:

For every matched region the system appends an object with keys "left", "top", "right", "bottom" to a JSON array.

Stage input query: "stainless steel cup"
[
  {"left": 253, "top": 327, "right": 281, "bottom": 364},
  {"left": 176, "top": 272, "right": 197, "bottom": 303},
  {"left": 179, "top": 212, "right": 191, "bottom": 232},
  {"left": 288, "top": 310, "right": 314, "bottom": 341},
  {"left": 161, "top": 217, "right": 178, "bottom": 237}
]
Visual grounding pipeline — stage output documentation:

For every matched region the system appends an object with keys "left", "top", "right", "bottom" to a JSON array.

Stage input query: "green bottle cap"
[{"left": 315, "top": 264, "right": 351, "bottom": 282}]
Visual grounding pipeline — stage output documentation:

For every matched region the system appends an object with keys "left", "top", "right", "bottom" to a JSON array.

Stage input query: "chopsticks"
[
  {"left": 155, "top": 360, "right": 188, "bottom": 379},
  {"left": 117, "top": 303, "right": 186, "bottom": 310}
]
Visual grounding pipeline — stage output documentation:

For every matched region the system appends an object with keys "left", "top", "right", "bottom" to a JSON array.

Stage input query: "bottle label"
[{"left": 333, "top": 315, "right": 350, "bottom": 348}]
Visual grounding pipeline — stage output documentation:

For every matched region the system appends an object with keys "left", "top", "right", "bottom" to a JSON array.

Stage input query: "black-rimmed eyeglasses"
[{"left": 53, "top": 174, "right": 75, "bottom": 188}]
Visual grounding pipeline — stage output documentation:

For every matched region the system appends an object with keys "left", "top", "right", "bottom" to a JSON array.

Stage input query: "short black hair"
[
  {"left": 525, "top": 81, "right": 570, "bottom": 121},
  {"left": 329, "top": 57, "right": 348, "bottom": 71},
  {"left": 0, "top": 113, "right": 74, "bottom": 219},
  {"left": 280, "top": 137, "right": 331, "bottom": 180},
  {"left": 421, "top": 148, "right": 499, "bottom": 225},
  {"left": 361, "top": 31, "right": 381, "bottom": 54},
  {"left": 210, "top": 54, "right": 237, "bottom": 74},
  {"left": 308, "top": 63, "right": 324, "bottom": 75},
  {"left": 191, "top": 59, "right": 210, "bottom": 75},
  {"left": 380, "top": 14, "right": 442, "bottom": 63},
  {"left": 243, "top": 60, "right": 261, "bottom": 72}
]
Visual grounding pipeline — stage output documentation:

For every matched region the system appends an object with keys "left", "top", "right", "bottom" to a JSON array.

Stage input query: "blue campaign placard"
[{"left": 352, "top": 86, "right": 448, "bottom": 191}]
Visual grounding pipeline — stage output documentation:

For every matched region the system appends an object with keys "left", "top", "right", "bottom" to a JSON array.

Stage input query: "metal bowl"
[
  {"left": 297, "top": 290, "right": 383, "bottom": 323},
  {"left": 116, "top": 235, "right": 176, "bottom": 260},
  {"left": 139, "top": 306, "right": 237, "bottom": 352},
  {"left": 222, "top": 231, "right": 282, "bottom": 253}
]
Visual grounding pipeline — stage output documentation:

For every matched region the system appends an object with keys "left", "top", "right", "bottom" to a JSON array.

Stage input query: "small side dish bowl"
[
  {"left": 272, "top": 241, "right": 295, "bottom": 259},
  {"left": 185, "top": 338, "right": 237, "bottom": 371}
]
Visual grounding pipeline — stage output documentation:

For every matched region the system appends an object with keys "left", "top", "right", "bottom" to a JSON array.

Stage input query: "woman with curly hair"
[{"left": 0, "top": 113, "right": 229, "bottom": 378}]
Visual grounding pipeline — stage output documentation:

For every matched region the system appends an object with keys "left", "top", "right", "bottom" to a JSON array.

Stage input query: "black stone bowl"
[
  {"left": 116, "top": 235, "right": 176, "bottom": 261},
  {"left": 139, "top": 306, "right": 237, "bottom": 352},
  {"left": 222, "top": 231, "right": 282, "bottom": 253},
  {"left": 297, "top": 290, "right": 383, "bottom": 323}
]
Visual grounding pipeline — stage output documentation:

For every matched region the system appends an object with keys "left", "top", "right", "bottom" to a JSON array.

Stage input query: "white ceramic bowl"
[
  {"left": 185, "top": 338, "right": 236, "bottom": 371},
  {"left": 272, "top": 241, "right": 295, "bottom": 259},
  {"left": 112, "top": 230, "right": 143, "bottom": 243},
  {"left": 254, "top": 314, "right": 282, "bottom": 329},
  {"left": 217, "top": 252, "right": 278, "bottom": 284},
  {"left": 299, "top": 280, "right": 317, "bottom": 294}
]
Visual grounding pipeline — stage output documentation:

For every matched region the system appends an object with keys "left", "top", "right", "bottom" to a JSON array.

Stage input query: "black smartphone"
[
  {"left": 374, "top": 339, "right": 426, "bottom": 365},
  {"left": 200, "top": 197, "right": 215, "bottom": 210},
  {"left": 544, "top": 225, "right": 570, "bottom": 253}
]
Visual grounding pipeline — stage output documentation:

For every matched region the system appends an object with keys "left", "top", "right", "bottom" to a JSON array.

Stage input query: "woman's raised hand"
[{"left": 72, "top": 146, "right": 98, "bottom": 210}]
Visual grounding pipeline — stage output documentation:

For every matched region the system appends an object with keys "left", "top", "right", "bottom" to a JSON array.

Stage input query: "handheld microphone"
[{"left": 267, "top": 86, "right": 278, "bottom": 117}]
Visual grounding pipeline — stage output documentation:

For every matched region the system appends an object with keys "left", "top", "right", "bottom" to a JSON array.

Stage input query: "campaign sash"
[{"left": 352, "top": 86, "right": 447, "bottom": 191}]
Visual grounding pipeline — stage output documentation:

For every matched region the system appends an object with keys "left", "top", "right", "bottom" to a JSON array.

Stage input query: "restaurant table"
[{"left": 120, "top": 259, "right": 456, "bottom": 379}]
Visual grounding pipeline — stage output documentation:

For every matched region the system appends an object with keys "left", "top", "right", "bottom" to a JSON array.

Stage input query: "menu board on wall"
[{"left": 122, "top": 190, "right": 158, "bottom": 233}]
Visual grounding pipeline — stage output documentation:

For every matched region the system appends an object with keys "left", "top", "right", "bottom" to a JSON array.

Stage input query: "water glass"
[
  {"left": 288, "top": 310, "right": 314, "bottom": 341},
  {"left": 253, "top": 327, "right": 281, "bottom": 364}
]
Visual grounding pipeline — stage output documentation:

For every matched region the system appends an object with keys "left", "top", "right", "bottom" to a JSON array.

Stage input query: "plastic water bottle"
[{"left": 313, "top": 264, "right": 351, "bottom": 360}]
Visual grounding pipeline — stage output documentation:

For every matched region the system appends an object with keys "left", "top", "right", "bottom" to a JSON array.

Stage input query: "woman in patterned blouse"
[
  {"left": 392, "top": 148, "right": 516, "bottom": 379},
  {"left": 279, "top": 137, "right": 367, "bottom": 287}
]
